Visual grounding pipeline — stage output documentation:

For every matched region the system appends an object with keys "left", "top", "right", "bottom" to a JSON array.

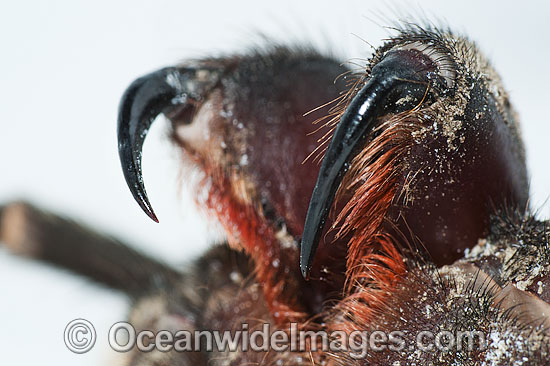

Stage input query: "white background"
[{"left": 0, "top": 1, "right": 548, "bottom": 364}]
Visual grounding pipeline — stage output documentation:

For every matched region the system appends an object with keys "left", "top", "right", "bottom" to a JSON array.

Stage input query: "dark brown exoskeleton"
[{"left": 1, "top": 23, "right": 549, "bottom": 365}]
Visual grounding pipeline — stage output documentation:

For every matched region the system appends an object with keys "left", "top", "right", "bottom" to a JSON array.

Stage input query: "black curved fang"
[
  {"left": 117, "top": 67, "right": 186, "bottom": 222},
  {"left": 300, "top": 50, "right": 434, "bottom": 278}
]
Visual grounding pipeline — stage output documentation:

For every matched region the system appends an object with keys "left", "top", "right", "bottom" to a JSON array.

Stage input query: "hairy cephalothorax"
[{"left": 1, "top": 22, "right": 549, "bottom": 365}]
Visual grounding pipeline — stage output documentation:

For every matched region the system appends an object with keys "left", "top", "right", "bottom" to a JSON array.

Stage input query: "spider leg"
[{"left": 0, "top": 201, "right": 180, "bottom": 296}]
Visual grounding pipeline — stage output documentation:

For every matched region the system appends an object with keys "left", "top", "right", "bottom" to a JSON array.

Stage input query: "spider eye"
[{"left": 391, "top": 42, "right": 456, "bottom": 89}]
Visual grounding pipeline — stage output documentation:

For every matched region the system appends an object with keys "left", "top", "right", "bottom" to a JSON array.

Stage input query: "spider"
[{"left": 1, "top": 21, "right": 549, "bottom": 365}]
